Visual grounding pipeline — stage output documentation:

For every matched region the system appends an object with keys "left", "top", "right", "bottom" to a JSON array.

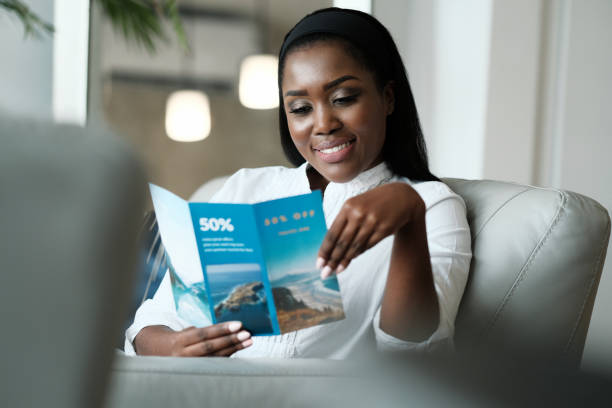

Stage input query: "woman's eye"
[
  {"left": 333, "top": 95, "right": 358, "bottom": 106},
  {"left": 288, "top": 105, "right": 312, "bottom": 115}
]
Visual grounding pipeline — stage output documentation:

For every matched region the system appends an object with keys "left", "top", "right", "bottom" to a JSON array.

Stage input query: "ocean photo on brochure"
[
  {"left": 148, "top": 183, "right": 214, "bottom": 328},
  {"left": 149, "top": 183, "right": 344, "bottom": 335},
  {"left": 167, "top": 255, "right": 212, "bottom": 328},
  {"left": 206, "top": 263, "right": 274, "bottom": 334},
  {"left": 255, "top": 193, "right": 345, "bottom": 333}
]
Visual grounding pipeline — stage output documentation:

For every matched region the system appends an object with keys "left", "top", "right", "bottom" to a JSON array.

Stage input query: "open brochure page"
[
  {"left": 148, "top": 184, "right": 212, "bottom": 327},
  {"left": 149, "top": 184, "right": 345, "bottom": 335},
  {"left": 254, "top": 191, "right": 345, "bottom": 333},
  {"left": 188, "top": 203, "right": 278, "bottom": 335}
]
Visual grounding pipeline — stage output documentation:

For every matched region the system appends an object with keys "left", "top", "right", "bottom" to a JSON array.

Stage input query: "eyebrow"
[{"left": 284, "top": 75, "right": 359, "bottom": 97}]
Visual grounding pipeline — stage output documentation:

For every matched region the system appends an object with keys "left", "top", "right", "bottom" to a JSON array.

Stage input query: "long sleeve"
[
  {"left": 124, "top": 270, "right": 190, "bottom": 355},
  {"left": 373, "top": 183, "right": 472, "bottom": 352}
]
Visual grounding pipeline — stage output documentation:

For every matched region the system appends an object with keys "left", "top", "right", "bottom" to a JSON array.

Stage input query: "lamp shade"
[
  {"left": 165, "top": 90, "right": 211, "bottom": 142},
  {"left": 238, "top": 54, "right": 279, "bottom": 109}
]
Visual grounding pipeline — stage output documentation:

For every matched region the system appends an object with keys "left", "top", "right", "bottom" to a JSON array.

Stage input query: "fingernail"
[
  {"left": 316, "top": 257, "right": 325, "bottom": 269},
  {"left": 237, "top": 330, "right": 250, "bottom": 341},
  {"left": 336, "top": 264, "right": 345, "bottom": 273},
  {"left": 228, "top": 321, "right": 242, "bottom": 332},
  {"left": 320, "top": 265, "right": 333, "bottom": 279},
  {"left": 242, "top": 338, "right": 253, "bottom": 347}
]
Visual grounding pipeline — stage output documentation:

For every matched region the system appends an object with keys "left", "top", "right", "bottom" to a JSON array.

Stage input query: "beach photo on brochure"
[
  {"left": 149, "top": 183, "right": 345, "bottom": 335},
  {"left": 256, "top": 196, "right": 345, "bottom": 333}
]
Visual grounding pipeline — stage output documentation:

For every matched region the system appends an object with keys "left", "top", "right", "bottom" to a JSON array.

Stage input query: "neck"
[{"left": 306, "top": 165, "right": 329, "bottom": 196}]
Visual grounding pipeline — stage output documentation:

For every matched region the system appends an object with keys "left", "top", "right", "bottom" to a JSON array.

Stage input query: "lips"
[
  {"left": 313, "top": 138, "right": 356, "bottom": 163},
  {"left": 318, "top": 140, "right": 353, "bottom": 154},
  {"left": 312, "top": 137, "right": 356, "bottom": 152}
]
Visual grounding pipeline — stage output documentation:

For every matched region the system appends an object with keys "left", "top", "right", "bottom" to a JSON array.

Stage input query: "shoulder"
[
  {"left": 400, "top": 179, "right": 466, "bottom": 212},
  {"left": 194, "top": 165, "right": 304, "bottom": 204},
  {"left": 397, "top": 180, "right": 472, "bottom": 256},
  {"left": 403, "top": 179, "right": 469, "bottom": 232}
]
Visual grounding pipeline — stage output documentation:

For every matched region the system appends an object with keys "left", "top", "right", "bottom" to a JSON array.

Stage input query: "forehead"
[{"left": 281, "top": 41, "right": 371, "bottom": 91}]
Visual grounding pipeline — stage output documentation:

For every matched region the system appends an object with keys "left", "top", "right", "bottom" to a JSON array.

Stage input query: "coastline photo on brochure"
[{"left": 149, "top": 183, "right": 345, "bottom": 335}]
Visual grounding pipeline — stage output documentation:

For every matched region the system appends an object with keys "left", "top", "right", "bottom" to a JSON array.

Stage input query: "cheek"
[
  {"left": 287, "top": 119, "right": 311, "bottom": 147},
  {"left": 345, "top": 104, "right": 383, "bottom": 137}
]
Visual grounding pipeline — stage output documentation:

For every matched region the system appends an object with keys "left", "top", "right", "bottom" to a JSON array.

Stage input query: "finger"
[
  {"left": 322, "top": 220, "right": 361, "bottom": 277},
  {"left": 182, "top": 330, "right": 251, "bottom": 357},
  {"left": 322, "top": 201, "right": 375, "bottom": 277},
  {"left": 363, "top": 229, "right": 389, "bottom": 252},
  {"left": 212, "top": 338, "right": 254, "bottom": 357},
  {"left": 317, "top": 215, "right": 347, "bottom": 267},
  {"left": 335, "top": 220, "right": 377, "bottom": 273},
  {"left": 177, "top": 321, "right": 242, "bottom": 347}
]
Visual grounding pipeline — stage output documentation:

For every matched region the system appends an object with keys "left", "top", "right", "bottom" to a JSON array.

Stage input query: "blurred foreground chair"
[{"left": 0, "top": 117, "right": 146, "bottom": 408}]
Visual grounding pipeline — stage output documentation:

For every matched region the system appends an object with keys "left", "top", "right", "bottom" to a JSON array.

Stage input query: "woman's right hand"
[{"left": 133, "top": 321, "right": 253, "bottom": 357}]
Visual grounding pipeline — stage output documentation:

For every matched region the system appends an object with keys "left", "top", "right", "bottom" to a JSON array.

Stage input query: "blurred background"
[{"left": 0, "top": 0, "right": 610, "bottom": 374}]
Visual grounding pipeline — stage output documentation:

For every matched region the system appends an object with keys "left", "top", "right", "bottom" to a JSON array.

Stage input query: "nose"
[{"left": 313, "top": 105, "right": 342, "bottom": 136}]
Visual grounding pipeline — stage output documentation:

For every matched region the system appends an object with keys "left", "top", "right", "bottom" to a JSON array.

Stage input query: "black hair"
[{"left": 277, "top": 8, "right": 439, "bottom": 182}]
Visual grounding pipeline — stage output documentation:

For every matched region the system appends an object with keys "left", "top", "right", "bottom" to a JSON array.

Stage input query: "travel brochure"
[{"left": 149, "top": 184, "right": 345, "bottom": 335}]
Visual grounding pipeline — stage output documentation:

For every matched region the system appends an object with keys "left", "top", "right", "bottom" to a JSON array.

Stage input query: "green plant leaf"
[
  {"left": 98, "top": 0, "right": 164, "bottom": 53},
  {"left": 98, "top": 0, "right": 190, "bottom": 54},
  {"left": 164, "top": 0, "right": 190, "bottom": 53},
  {"left": 0, "top": 0, "right": 54, "bottom": 38},
  {"left": 0, "top": 0, "right": 189, "bottom": 53}
]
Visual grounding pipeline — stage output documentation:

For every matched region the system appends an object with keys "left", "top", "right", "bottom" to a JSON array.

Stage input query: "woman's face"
[{"left": 281, "top": 41, "right": 394, "bottom": 183}]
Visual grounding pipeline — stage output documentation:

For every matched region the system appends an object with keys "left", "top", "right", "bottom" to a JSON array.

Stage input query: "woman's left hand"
[{"left": 317, "top": 182, "right": 425, "bottom": 278}]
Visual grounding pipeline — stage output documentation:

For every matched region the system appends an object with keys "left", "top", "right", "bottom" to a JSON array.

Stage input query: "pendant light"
[
  {"left": 165, "top": 90, "right": 211, "bottom": 142},
  {"left": 239, "top": 54, "right": 279, "bottom": 109},
  {"left": 238, "top": 0, "right": 279, "bottom": 110},
  {"left": 164, "top": 24, "right": 212, "bottom": 142}
]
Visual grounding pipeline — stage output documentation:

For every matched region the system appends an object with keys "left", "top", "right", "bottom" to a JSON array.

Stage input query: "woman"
[{"left": 126, "top": 8, "right": 471, "bottom": 358}]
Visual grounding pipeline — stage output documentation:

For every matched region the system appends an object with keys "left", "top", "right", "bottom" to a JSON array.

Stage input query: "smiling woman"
[
  {"left": 126, "top": 7, "right": 472, "bottom": 359},
  {"left": 282, "top": 43, "right": 391, "bottom": 184}
]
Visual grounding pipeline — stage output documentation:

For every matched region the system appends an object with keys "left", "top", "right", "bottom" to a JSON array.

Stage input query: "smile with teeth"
[{"left": 318, "top": 140, "right": 355, "bottom": 154}]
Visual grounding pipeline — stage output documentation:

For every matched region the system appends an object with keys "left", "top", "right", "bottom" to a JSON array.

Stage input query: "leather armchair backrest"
[
  {"left": 0, "top": 118, "right": 146, "bottom": 408},
  {"left": 444, "top": 178, "right": 610, "bottom": 365}
]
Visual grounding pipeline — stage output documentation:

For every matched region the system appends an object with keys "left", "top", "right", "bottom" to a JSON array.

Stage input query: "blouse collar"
[{"left": 300, "top": 161, "right": 395, "bottom": 196}]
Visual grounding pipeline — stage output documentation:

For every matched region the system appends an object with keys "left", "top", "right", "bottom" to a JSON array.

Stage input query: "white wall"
[
  {"left": 0, "top": 0, "right": 54, "bottom": 120},
  {"left": 482, "top": 0, "right": 542, "bottom": 184},
  {"left": 334, "top": 0, "right": 372, "bottom": 13},
  {"left": 430, "top": 0, "right": 492, "bottom": 180},
  {"left": 0, "top": 0, "right": 89, "bottom": 125},
  {"left": 552, "top": 0, "right": 612, "bottom": 373},
  {"left": 52, "top": 0, "right": 89, "bottom": 126},
  {"left": 375, "top": 0, "right": 612, "bottom": 371},
  {"left": 375, "top": 0, "right": 489, "bottom": 180},
  {"left": 375, "top": 0, "right": 541, "bottom": 183},
  {"left": 373, "top": 0, "right": 433, "bottom": 138}
]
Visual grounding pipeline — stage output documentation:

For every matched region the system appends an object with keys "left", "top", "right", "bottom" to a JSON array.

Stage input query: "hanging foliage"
[
  {"left": 0, "top": 0, "right": 54, "bottom": 38},
  {"left": 0, "top": 0, "right": 188, "bottom": 52}
]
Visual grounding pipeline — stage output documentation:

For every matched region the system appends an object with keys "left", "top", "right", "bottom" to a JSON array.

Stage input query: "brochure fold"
[{"left": 149, "top": 184, "right": 345, "bottom": 335}]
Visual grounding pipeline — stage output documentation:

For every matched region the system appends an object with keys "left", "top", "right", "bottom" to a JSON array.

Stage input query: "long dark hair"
[{"left": 277, "top": 8, "right": 438, "bottom": 182}]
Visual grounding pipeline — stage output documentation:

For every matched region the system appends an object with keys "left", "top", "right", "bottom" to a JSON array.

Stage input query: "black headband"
[{"left": 279, "top": 8, "right": 391, "bottom": 73}]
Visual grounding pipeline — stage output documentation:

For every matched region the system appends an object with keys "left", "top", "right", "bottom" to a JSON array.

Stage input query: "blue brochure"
[{"left": 149, "top": 184, "right": 345, "bottom": 335}]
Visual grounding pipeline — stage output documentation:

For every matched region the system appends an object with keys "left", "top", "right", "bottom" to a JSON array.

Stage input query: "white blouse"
[{"left": 124, "top": 162, "right": 472, "bottom": 358}]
